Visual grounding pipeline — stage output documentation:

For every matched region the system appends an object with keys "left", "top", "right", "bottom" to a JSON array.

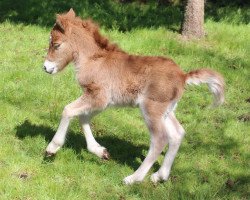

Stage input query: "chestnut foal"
[{"left": 43, "top": 9, "right": 224, "bottom": 184}]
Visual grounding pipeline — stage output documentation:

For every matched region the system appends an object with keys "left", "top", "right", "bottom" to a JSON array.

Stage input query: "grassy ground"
[{"left": 0, "top": 8, "right": 249, "bottom": 200}]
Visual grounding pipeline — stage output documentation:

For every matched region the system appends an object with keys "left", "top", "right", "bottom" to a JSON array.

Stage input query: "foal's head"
[
  {"left": 43, "top": 8, "right": 123, "bottom": 74},
  {"left": 43, "top": 9, "right": 78, "bottom": 74}
]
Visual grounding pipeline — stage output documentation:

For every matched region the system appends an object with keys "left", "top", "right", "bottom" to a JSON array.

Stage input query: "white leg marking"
[
  {"left": 46, "top": 116, "right": 70, "bottom": 154},
  {"left": 124, "top": 100, "right": 168, "bottom": 184},
  {"left": 46, "top": 97, "right": 91, "bottom": 155},
  {"left": 124, "top": 133, "right": 167, "bottom": 184},
  {"left": 79, "top": 115, "right": 109, "bottom": 159},
  {"left": 151, "top": 113, "right": 185, "bottom": 183}
]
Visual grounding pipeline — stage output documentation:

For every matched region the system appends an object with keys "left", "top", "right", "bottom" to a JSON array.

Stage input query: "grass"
[
  {"left": 0, "top": 6, "right": 250, "bottom": 200},
  {"left": 0, "top": 0, "right": 249, "bottom": 31}
]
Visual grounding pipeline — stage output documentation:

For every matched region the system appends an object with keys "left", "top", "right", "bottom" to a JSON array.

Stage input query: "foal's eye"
[{"left": 53, "top": 43, "right": 61, "bottom": 49}]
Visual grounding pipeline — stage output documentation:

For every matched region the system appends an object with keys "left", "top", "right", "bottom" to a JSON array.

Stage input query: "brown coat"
[{"left": 44, "top": 9, "right": 224, "bottom": 184}]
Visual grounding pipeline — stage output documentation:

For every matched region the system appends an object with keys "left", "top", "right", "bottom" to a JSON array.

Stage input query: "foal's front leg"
[
  {"left": 79, "top": 115, "right": 110, "bottom": 159},
  {"left": 45, "top": 96, "right": 93, "bottom": 156}
]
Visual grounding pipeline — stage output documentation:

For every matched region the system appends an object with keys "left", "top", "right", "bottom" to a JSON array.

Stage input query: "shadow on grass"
[
  {"left": 14, "top": 118, "right": 249, "bottom": 196},
  {"left": 15, "top": 119, "right": 148, "bottom": 170}
]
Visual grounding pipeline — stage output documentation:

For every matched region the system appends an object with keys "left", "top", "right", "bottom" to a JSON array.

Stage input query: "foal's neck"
[
  {"left": 71, "top": 23, "right": 124, "bottom": 72},
  {"left": 71, "top": 33, "right": 101, "bottom": 71}
]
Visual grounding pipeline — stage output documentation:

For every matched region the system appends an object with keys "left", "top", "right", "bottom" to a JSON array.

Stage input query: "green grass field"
[{"left": 0, "top": 4, "right": 249, "bottom": 199}]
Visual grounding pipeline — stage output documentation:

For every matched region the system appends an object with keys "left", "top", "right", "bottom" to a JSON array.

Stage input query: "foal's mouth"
[{"left": 43, "top": 66, "right": 53, "bottom": 74}]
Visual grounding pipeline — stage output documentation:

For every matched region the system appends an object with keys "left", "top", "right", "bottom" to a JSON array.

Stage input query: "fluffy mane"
[
  {"left": 64, "top": 14, "right": 124, "bottom": 53},
  {"left": 82, "top": 19, "right": 125, "bottom": 53}
]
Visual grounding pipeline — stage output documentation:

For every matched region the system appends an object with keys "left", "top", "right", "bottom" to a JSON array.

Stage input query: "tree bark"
[{"left": 181, "top": 0, "right": 205, "bottom": 39}]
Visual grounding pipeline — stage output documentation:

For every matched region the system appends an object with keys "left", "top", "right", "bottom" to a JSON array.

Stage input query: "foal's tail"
[{"left": 185, "top": 68, "right": 225, "bottom": 106}]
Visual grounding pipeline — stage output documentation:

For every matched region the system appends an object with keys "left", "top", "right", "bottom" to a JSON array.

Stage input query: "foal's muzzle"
[
  {"left": 43, "top": 60, "right": 58, "bottom": 74},
  {"left": 43, "top": 65, "right": 52, "bottom": 74}
]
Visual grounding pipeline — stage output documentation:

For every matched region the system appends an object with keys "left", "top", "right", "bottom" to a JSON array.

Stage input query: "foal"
[{"left": 43, "top": 9, "right": 224, "bottom": 184}]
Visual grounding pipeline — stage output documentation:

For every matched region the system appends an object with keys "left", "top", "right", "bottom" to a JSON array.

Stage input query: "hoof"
[
  {"left": 150, "top": 171, "right": 169, "bottom": 183},
  {"left": 123, "top": 174, "right": 143, "bottom": 185},
  {"left": 151, "top": 172, "right": 161, "bottom": 183},
  {"left": 102, "top": 149, "right": 110, "bottom": 160},
  {"left": 123, "top": 175, "right": 134, "bottom": 185},
  {"left": 45, "top": 141, "right": 61, "bottom": 156},
  {"left": 44, "top": 150, "right": 55, "bottom": 157}
]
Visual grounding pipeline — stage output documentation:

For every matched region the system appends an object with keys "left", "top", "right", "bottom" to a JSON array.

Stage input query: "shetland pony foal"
[{"left": 43, "top": 9, "right": 224, "bottom": 184}]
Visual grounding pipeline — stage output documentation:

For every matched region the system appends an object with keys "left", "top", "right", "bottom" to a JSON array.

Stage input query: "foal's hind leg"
[
  {"left": 124, "top": 100, "right": 168, "bottom": 184},
  {"left": 151, "top": 112, "right": 185, "bottom": 183}
]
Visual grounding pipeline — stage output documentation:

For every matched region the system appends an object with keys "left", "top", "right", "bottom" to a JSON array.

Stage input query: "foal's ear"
[
  {"left": 67, "top": 8, "right": 76, "bottom": 19},
  {"left": 55, "top": 15, "right": 66, "bottom": 33}
]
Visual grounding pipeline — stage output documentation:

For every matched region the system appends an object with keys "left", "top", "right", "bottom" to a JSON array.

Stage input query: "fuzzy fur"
[{"left": 44, "top": 9, "right": 225, "bottom": 184}]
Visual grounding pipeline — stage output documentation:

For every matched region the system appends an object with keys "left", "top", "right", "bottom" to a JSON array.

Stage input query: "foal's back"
[{"left": 81, "top": 51, "right": 186, "bottom": 105}]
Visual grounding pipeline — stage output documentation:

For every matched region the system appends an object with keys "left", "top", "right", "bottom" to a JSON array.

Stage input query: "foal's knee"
[{"left": 62, "top": 106, "right": 74, "bottom": 118}]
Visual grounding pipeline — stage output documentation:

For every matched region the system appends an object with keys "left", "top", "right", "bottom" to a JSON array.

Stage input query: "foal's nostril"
[{"left": 43, "top": 66, "right": 46, "bottom": 71}]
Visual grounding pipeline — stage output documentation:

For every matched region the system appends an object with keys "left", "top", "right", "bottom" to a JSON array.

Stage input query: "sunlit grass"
[{"left": 0, "top": 19, "right": 249, "bottom": 199}]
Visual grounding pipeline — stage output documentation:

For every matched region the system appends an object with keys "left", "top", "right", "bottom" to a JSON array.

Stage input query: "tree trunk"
[{"left": 181, "top": 0, "right": 205, "bottom": 39}]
